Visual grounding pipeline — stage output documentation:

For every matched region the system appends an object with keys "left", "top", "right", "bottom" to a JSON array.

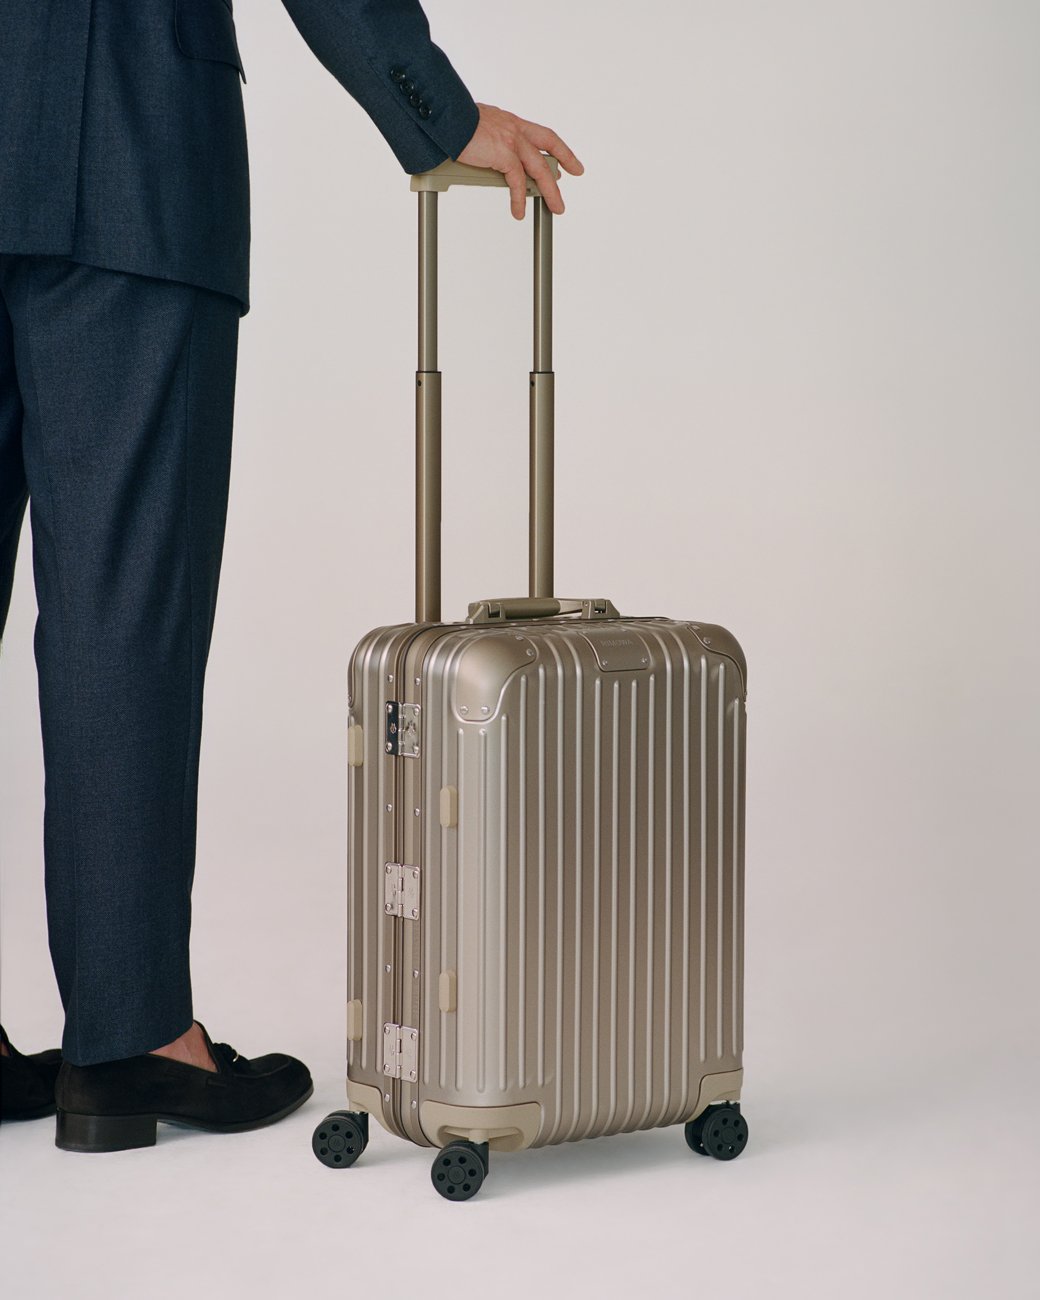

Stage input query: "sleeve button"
[
  {"left": 409, "top": 92, "right": 421, "bottom": 107},
  {"left": 400, "top": 78, "right": 415, "bottom": 94},
  {"left": 418, "top": 103, "right": 432, "bottom": 120},
  {"left": 390, "top": 67, "right": 406, "bottom": 82}
]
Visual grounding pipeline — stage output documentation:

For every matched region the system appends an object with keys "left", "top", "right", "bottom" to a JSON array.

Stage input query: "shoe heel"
[{"left": 56, "top": 1109, "right": 157, "bottom": 1153}]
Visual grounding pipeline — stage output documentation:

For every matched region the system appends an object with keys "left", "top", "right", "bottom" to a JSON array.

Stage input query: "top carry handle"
[{"left": 409, "top": 156, "right": 559, "bottom": 623}]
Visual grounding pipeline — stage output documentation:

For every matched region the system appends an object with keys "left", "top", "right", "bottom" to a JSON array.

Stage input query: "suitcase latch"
[
  {"left": 385, "top": 700, "right": 421, "bottom": 757},
  {"left": 384, "top": 862, "right": 421, "bottom": 920},
  {"left": 382, "top": 1022, "right": 419, "bottom": 1082}
]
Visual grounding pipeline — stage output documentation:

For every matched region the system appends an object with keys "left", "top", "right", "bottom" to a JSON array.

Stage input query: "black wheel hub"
[
  {"left": 431, "top": 1142, "right": 488, "bottom": 1201},
  {"left": 700, "top": 1107, "right": 749, "bottom": 1161},
  {"left": 311, "top": 1112, "right": 367, "bottom": 1169}
]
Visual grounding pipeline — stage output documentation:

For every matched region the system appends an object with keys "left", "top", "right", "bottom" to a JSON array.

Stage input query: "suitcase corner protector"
[
  {"left": 418, "top": 1099, "right": 543, "bottom": 1152},
  {"left": 684, "top": 1068, "right": 744, "bottom": 1124}
]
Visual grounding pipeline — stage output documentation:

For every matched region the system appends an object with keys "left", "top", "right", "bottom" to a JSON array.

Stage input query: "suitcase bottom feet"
[
  {"left": 312, "top": 1110, "right": 369, "bottom": 1169},
  {"left": 684, "top": 1103, "right": 749, "bottom": 1161},
  {"left": 430, "top": 1139, "right": 490, "bottom": 1202}
]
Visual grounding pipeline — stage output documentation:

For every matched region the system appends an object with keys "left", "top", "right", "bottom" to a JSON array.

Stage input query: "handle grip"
[
  {"left": 467, "top": 597, "right": 620, "bottom": 624},
  {"left": 411, "top": 156, "right": 561, "bottom": 194}
]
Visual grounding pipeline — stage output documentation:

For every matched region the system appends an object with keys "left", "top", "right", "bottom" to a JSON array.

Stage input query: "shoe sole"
[{"left": 55, "top": 1083, "right": 314, "bottom": 1153}]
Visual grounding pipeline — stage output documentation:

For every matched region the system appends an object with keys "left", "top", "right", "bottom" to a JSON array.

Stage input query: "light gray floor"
[{"left": 3, "top": 1033, "right": 1037, "bottom": 1299}]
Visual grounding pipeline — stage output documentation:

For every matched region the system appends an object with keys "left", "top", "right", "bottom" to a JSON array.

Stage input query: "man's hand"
[{"left": 457, "top": 104, "right": 583, "bottom": 219}]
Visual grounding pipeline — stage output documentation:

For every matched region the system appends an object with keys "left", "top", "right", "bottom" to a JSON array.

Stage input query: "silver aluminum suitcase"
[{"left": 311, "top": 159, "right": 749, "bottom": 1198}]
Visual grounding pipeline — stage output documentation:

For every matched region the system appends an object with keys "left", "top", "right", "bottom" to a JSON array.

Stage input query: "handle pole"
[
  {"left": 416, "top": 190, "right": 442, "bottom": 622},
  {"left": 529, "top": 198, "right": 555, "bottom": 598},
  {"left": 533, "top": 196, "right": 553, "bottom": 370}
]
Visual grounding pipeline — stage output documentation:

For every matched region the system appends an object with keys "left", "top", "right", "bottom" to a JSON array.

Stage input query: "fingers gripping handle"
[{"left": 413, "top": 159, "right": 557, "bottom": 623}]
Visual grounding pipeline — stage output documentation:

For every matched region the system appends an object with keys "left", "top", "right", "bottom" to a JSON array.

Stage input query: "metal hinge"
[
  {"left": 382, "top": 1022, "right": 419, "bottom": 1082},
  {"left": 385, "top": 700, "right": 421, "bottom": 757},
  {"left": 384, "top": 862, "right": 421, "bottom": 919}
]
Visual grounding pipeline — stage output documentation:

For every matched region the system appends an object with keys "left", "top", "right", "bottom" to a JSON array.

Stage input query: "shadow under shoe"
[
  {"left": 54, "top": 1022, "right": 313, "bottom": 1152},
  {"left": 0, "top": 1026, "right": 62, "bottom": 1122}
]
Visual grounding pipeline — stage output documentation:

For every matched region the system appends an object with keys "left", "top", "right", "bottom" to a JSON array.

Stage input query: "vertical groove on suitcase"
[
  {"left": 518, "top": 672, "right": 528, "bottom": 1091},
  {"left": 587, "top": 674, "right": 602, "bottom": 1137},
  {"left": 476, "top": 726, "right": 486, "bottom": 1096},
  {"left": 716, "top": 664, "right": 725, "bottom": 1062},
  {"left": 699, "top": 655, "right": 708, "bottom": 1066},
  {"left": 537, "top": 662, "right": 547, "bottom": 1092},
  {"left": 498, "top": 718, "right": 509, "bottom": 1094},
  {"left": 608, "top": 676, "right": 620, "bottom": 1131},
  {"left": 663, "top": 649, "right": 676, "bottom": 1128},
  {"left": 679, "top": 647, "right": 690, "bottom": 1104},
  {"left": 733, "top": 698, "right": 744, "bottom": 1061},
  {"left": 567, "top": 640, "right": 583, "bottom": 1141}
]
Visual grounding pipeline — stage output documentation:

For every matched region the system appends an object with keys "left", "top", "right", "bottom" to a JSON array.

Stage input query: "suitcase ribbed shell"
[{"left": 345, "top": 614, "right": 746, "bottom": 1151}]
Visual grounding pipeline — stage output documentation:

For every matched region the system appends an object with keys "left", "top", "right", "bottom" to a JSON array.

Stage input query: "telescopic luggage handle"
[{"left": 409, "top": 156, "right": 560, "bottom": 623}]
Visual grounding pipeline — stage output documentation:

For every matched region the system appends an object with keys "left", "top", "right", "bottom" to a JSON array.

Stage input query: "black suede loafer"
[
  {"left": 54, "top": 1022, "right": 313, "bottom": 1152},
  {"left": 0, "top": 1026, "right": 62, "bottom": 1121}
]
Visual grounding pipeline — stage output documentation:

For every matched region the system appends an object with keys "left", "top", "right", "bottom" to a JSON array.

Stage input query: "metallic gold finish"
[
  {"left": 419, "top": 1099, "right": 542, "bottom": 1152},
  {"left": 466, "top": 596, "right": 620, "bottom": 623},
  {"left": 414, "top": 180, "right": 558, "bottom": 617},
  {"left": 529, "top": 371, "right": 554, "bottom": 598},
  {"left": 415, "top": 372, "right": 441, "bottom": 623},
  {"left": 345, "top": 169, "right": 749, "bottom": 1160},
  {"left": 417, "top": 192, "right": 437, "bottom": 371},
  {"left": 532, "top": 199, "right": 553, "bottom": 372},
  {"left": 346, "top": 1080, "right": 394, "bottom": 1131},
  {"left": 438, "top": 970, "right": 457, "bottom": 1014},
  {"left": 530, "top": 198, "right": 554, "bottom": 597},
  {"left": 438, "top": 785, "right": 458, "bottom": 828},
  {"left": 684, "top": 1069, "right": 744, "bottom": 1123},
  {"left": 411, "top": 155, "right": 560, "bottom": 194},
  {"left": 346, "top": 616, "right": 747, "bottom": 1150},
  {"left": 416, "top": 190, "right": 441, "bottom": 623}
]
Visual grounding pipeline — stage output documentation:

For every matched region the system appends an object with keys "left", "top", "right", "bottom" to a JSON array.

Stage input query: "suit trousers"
[{"left": 0, "top": 256, "right": 239, "bottom": 1065}]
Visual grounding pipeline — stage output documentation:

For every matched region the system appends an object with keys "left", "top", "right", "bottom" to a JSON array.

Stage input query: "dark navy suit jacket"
[{"left": 0, "top": 0, "right": 478, "bottom": 309}]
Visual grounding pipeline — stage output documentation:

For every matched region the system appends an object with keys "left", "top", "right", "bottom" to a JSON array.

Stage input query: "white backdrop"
[{"left": 2, "top": 2, "right": 1038, "bottom": 1296}]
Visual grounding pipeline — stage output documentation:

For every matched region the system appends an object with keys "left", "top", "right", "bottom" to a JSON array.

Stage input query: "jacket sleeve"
[{"left": 279, "top": 0, "right": 479, "bottom": 174}]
